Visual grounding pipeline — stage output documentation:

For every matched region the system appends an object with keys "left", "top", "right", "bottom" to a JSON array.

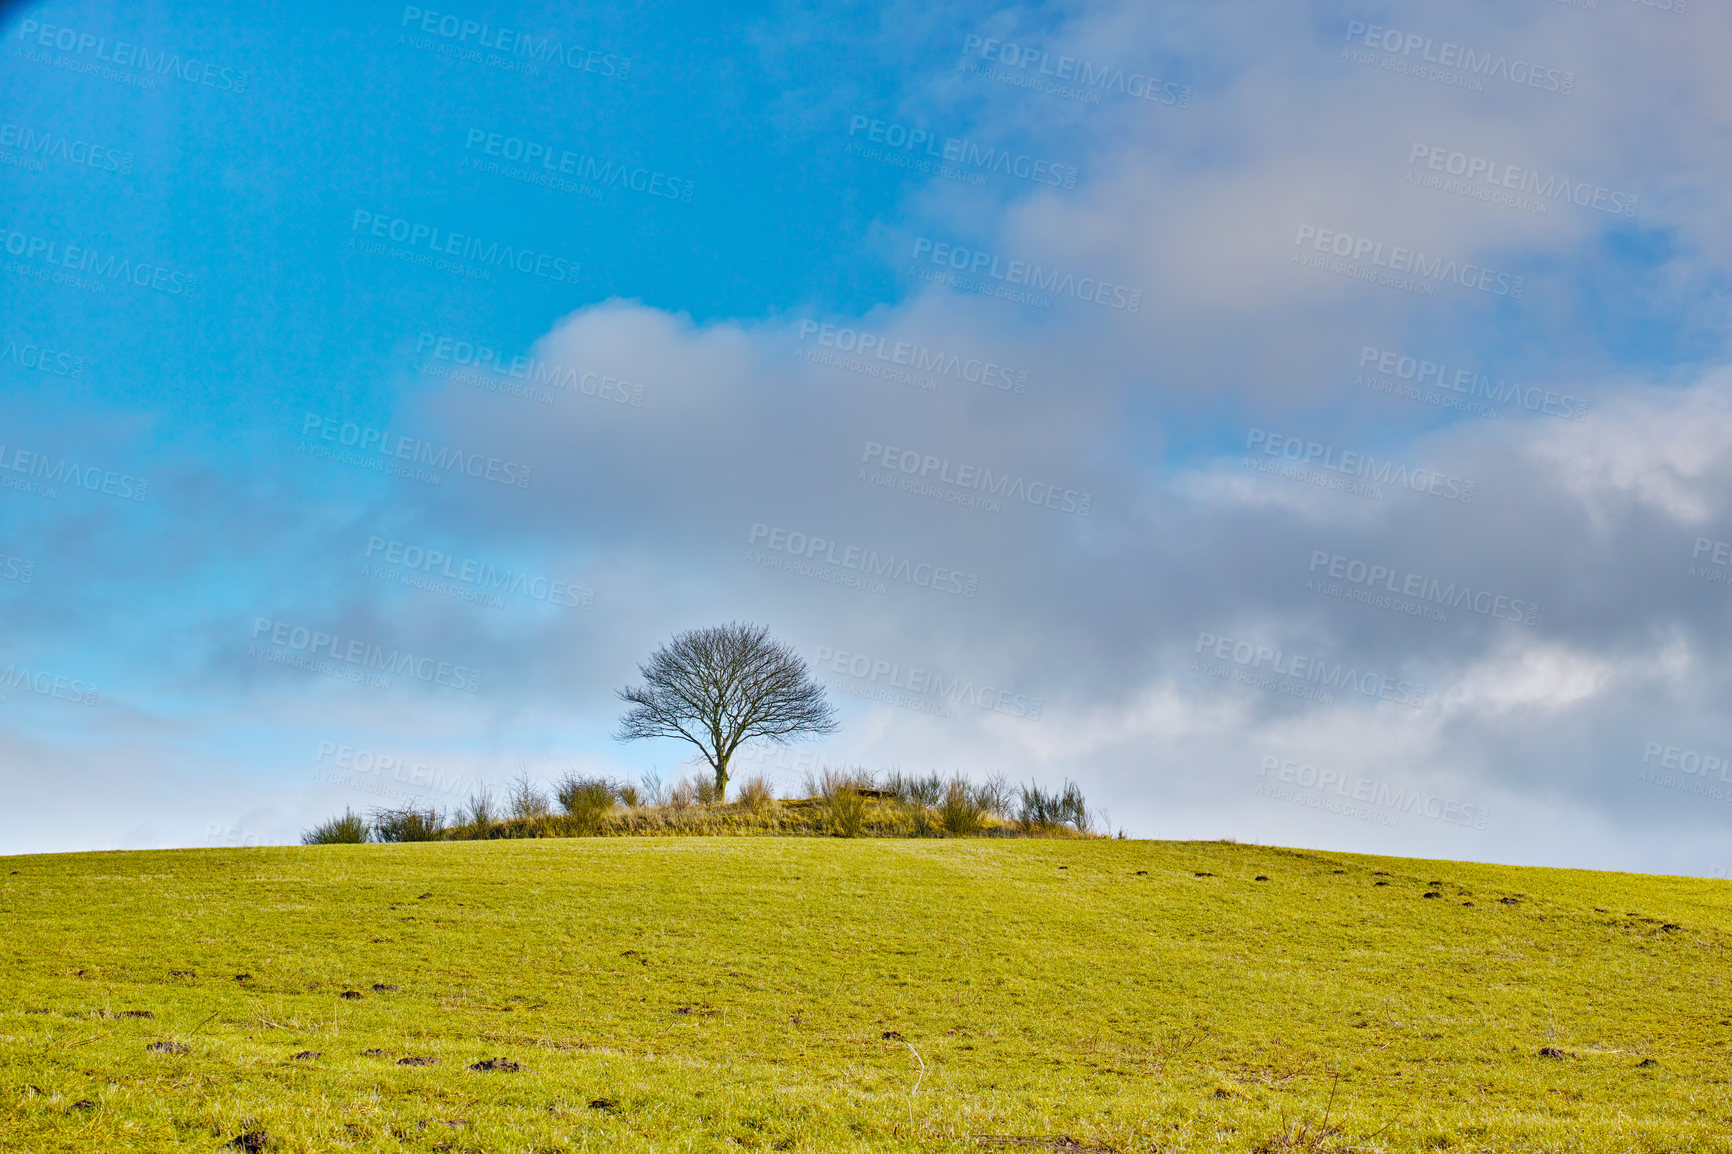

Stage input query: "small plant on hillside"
[
  {"left": 694, "top": 773, "right": 718, "bottom": 805},
  {"left": 556, "top": 774, "right": 616, "bottom": 833},
  {"left": 508, "top": 771, "right": 551, "bottom": 820},
  {"left": 738, "top": 774, "right": 774, "bottom": 811},
  {"left": 302, "top": 809, "right": 369, "bottom": 845},
  {"left": 977, "top": 772, "right": 1014, "bottom": 818},
  {"left": 668, "top": 776, "right": 697, "bottom": 809},
  {"left": 807, "top": 765, "right": 874, "bottom": 800},
  {"left": 371, "top": 806, "right": 447, "bottom": 842},
  {"left": 885, "top": 769, "right": 945, "bottom": 807},
  {"left": 829, "top": 786, "right": 866, "bottom": 838},
  {"left": 1017, "top": 780, "right": 1090, "bottom": 833},
  {"left": 460, "top": 788, "right": 499, "bottom": 828},
  {"left": 638, "top": 770, "right": 666, "bottom": 807},
  {"left": 614, "top": 781, "right": 642, "bottom": 807},
  {"left": 939, "top": 778, "right": 986, "bottom": 836}
]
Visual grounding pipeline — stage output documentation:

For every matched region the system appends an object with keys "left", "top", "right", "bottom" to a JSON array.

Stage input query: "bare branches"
[{"left": 615, "top": 622, "right": 837, "bottom": 798}]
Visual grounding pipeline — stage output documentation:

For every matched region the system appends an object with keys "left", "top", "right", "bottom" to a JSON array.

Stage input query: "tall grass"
[{"left": 828, "top": 787, "right": 867, "bottom": 838}]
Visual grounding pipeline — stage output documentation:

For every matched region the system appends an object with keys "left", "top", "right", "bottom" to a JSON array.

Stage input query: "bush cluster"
[{"left": 302, "top": 766, "right": 1098, "bottom": 844}]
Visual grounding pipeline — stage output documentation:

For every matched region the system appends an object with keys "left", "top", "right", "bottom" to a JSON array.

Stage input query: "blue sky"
[{"left": 5, "top": 0, "right": 1732, "bottom": 873}]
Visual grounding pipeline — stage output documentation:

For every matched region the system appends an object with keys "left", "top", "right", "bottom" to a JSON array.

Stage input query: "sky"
[{"left": 3, "top": 0, "right": 1731, "bottom": 874}]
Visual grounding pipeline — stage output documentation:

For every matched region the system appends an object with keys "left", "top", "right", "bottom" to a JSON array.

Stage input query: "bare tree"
[{"left": 615, "top": 622, "right": 838, "bottom": 800}]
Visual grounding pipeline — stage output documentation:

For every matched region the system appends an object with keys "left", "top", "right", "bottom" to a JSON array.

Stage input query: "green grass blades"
[{"left": 2, "top": 839, "right": 1729, "bottom": 1152}]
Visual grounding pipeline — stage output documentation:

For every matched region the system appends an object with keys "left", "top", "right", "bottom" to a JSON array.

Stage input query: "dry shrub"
[
  {"left": 939, "top": 778, "right": 986, "bottom": 835},
  {"left": 739, "top": 774, "right": 774, "bottom": 811},
  {"left": 829, "top": 787, "right": 867, "bottom": 838}
]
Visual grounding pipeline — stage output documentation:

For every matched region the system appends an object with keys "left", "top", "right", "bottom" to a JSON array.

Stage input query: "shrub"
[
  {"left": 977, "top": 772, "right": 1014, "bottom": 818},
  {"left": 638, "top": 770, "right": 666, "bottom": 807},
  {"left": 668, "top": 776, "right": 697, "bottom": 810},
  {"left": 806, "top": 765, "right": 874, "bottom": 800},
  {"left": 371, "top": 806, "right": 447, "bottom": 842},
  {"left": 302, "top": 809, "right": 368, "bottom": 845},
  {"left": 939, "top": 778, "right": 986, "bottom": 836},
  {"left": 556, "top": 773, "right": 616, "bottom": 833},
  {"left": 508, "top": 771, "right": 551, "bottom": 820},
  {"left": 829, "top": 787, "right": 866, "bottom": 838},
  {"left": 738, "top": 774, "right": 774, "bottom": 811},
  {"left": 885, "top": 769, "right": 945, "bottom": 807},
  {"left": 1017, "top": 780, "right": 1090, "bottom": 833},
  {"left": 459, "top": 788, "right": 499, "bottom": 828},
  {"left": 695, "top": 773, "right": 718, "bottom": 805},
  {"left": 614, "top": 781, "right": 642, "bottom": 808}
]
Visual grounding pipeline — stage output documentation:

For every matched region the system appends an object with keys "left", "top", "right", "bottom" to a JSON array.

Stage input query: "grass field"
[{"left": 3, "top": 837, "right": 1730, "bottom": 1152}]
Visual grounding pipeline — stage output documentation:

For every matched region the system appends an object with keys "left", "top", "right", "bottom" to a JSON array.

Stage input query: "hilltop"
[{"left": 2, "top": 839, "right": 1727, "bottom": 1152}]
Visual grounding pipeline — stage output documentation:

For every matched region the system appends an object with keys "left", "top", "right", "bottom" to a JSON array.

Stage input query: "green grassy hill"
[{"left": 2, "top": 838, "right": 1728, "bottom": 1152}]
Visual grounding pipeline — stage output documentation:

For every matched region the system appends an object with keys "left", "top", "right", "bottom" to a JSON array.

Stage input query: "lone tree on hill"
[{"left": 615, "top": 622, "right": 838, "bottom": 801}]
